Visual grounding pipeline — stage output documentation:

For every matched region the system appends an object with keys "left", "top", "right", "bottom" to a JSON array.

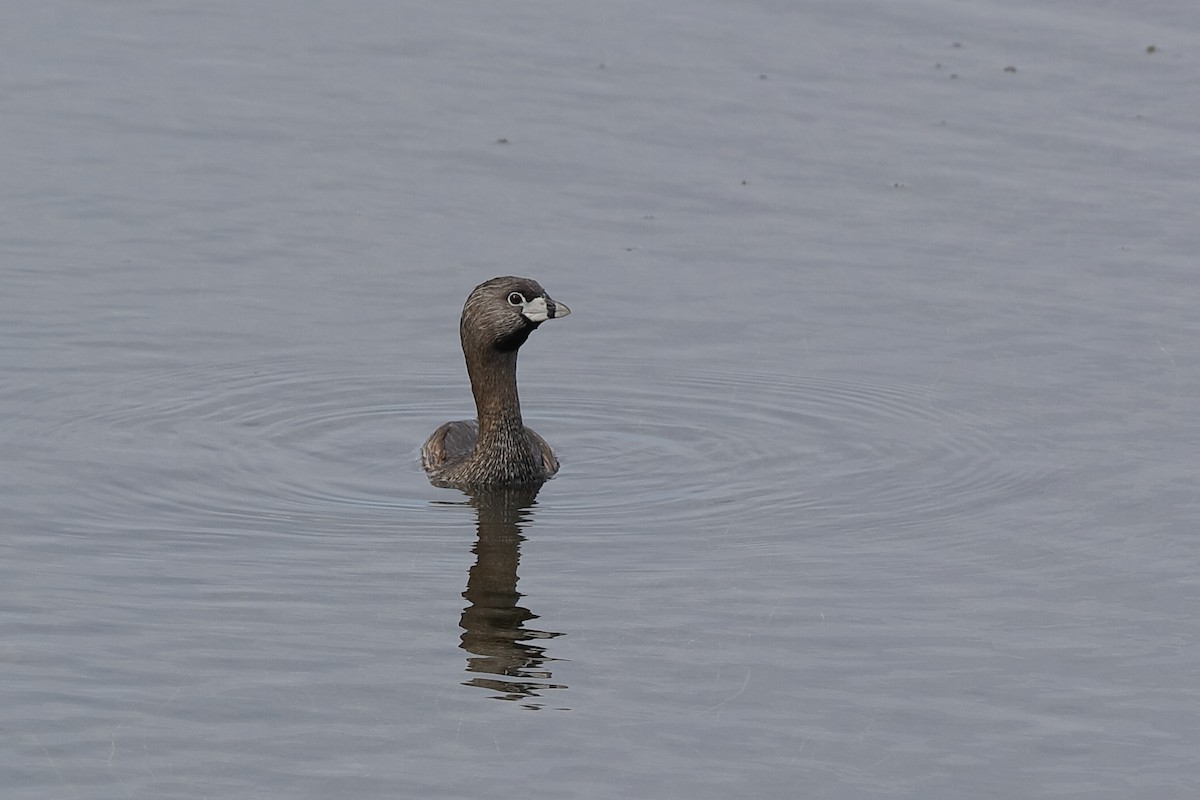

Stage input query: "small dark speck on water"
[
  {"left": 952, "top": 41, "right": 963, "bottom": 48},
  {"left": 741, "top": 180, "right": 748, "bottom": 185},
  {"left": 496, "top": 138, "right": 509, "bottom": 144},
  {"left": 1004, "top": 65, "right": 1017, "bottom": 73},
  {"left": 949, "top": 73, "right": 959, "bottom": 79},
  {"left": 759, "top": 73, "right": 768, "bottom": 79},
  {"left": 1146, "top": 44, "right": 1157, "bottom": 54}
]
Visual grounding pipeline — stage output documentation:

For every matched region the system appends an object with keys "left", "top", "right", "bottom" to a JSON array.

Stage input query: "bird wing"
[
  {"left": 421, "top": 419, "right": 478, "bottom": 472},
  {"left": 525, "top": 427, "right": 560, "bottom": 478}
]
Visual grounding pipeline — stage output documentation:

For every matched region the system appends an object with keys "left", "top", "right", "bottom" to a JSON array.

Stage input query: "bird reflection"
[{"left": 456, "top": 486, "right": 566, "bottom": 709}]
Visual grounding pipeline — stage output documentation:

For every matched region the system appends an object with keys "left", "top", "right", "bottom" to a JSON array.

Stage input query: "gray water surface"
[{"left": 4, "top": 1, "right": 1200, "bottom": 798}]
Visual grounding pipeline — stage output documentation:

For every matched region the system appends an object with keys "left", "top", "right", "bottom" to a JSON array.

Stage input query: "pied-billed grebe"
[{"left": 422, "top": 276, "right": 571, "bottom": 488}]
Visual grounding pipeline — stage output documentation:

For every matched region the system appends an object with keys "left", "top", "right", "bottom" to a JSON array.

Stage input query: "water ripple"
[
  {"left": 539, "top": 366, "right": 1060, "bottom": 534},
  {"left": 43, "top": 357, "right": 1057, "bottom": 537}
]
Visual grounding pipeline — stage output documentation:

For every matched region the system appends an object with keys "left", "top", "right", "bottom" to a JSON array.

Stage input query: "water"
[{"left": 3, "top": 1, "right": 1199, "bottom": 797}]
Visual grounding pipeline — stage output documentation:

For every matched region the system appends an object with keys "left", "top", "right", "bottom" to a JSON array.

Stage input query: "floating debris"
[
  {"left": 1004, "top": 65, "right": 1017, "bottom": 73},
  {"left": 1146, "top": 44, "right": 1157, "bottom": 54}
]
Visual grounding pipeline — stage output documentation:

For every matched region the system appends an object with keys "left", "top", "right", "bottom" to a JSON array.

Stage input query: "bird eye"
[{"left": 507, "top": 292, "right": 525, "bottom": 306}]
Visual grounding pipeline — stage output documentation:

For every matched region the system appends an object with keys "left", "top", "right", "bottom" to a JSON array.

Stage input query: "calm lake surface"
[{"left": 4, "top": 1, "right": 1199, "bottom": 797}]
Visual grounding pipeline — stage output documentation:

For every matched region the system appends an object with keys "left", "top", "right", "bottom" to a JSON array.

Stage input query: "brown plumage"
[{"left": 422, "top": 276, "right": 571, "bottom": 488}]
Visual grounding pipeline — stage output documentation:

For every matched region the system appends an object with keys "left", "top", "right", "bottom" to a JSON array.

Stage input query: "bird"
[{"left": 422, "top": 276, "right": 571, "bottom": 488}]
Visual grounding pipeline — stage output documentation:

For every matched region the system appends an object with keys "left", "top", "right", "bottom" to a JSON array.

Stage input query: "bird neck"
[{"left": 465, "top": 346, "right": 525, "bottom": 443}]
